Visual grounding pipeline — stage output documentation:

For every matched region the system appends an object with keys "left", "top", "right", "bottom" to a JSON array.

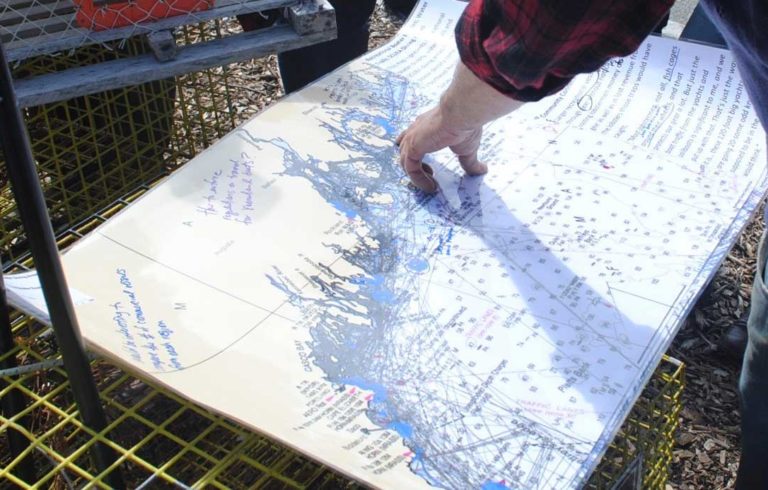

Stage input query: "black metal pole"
[
  {"left": 0, "top": 43, "right": 124, "bottom": 488},
  {"left": 0, "top": 272, "right": 36, "bottom": 483}
]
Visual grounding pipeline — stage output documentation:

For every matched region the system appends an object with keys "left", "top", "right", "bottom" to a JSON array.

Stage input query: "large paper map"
[{"left": 8, "top": 1, "right": 768, "bottom": 488}]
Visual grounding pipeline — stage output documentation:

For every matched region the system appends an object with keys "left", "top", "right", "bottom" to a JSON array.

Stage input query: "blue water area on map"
[
  {"left": 350, "top": 274, "right": 396, "bottom": 304},
  {"left": 371, "top": 288, "right": 396, "bottom": 304},
  {"left": 387, "top": 421, "right": 414, "bottom": 439},
  {"left": 330, "top": 200, "right": 359, "bottom": 219},
  {"left": 343, "top": 377, "right": 388, "bottom": 400},
  {"left": 481, "top": 481, "right": 510, "bottom": 490},
  {"left": 407, "top": 257, "right": 429, "bottom": 272},
  {"left": 374, "top": 116, "right": 396, "bottom": 135},
  {"left": 412, "top": 448, "right": 449, "bottom": 488}
]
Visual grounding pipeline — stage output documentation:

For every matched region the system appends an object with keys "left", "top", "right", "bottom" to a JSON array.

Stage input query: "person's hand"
[
  {"left": 394, "top": 62, "right": 524, "bottom": 193},
  {"left": 396, "top": 106, "right": 487, "bottom": 193}
]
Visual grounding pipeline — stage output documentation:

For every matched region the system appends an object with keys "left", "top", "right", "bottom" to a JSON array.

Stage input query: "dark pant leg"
[
  {"left": 737, "top": 232, "right": 768, "bottom": 489},
  {"left": 278, "top": 0, "right": 377, "bottom": 93},
  {"left": 697, "top": 2, "right": 768, "bottom": 487},
  {"left": 680, "top": 5, "right": 726, "bottom": 47},
  {"left": 383, "top": 0, "right": 418, "bottom": 18}
]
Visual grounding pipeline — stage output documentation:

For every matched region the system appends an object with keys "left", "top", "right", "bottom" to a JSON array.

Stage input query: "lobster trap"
[
  {"left": 0, "top": 289, "right": 685, "bottom": 489},
  {"left": 72, "top": 0, "right": 215, "bottom": 31},
  {"left": 0, "top": 30, "right": 210, "bottom": 261},
  {"left": 0, "top": 0, "right": 335, "bottom": 65},
  {"left": 0, "top": 0, "right": 337, "bottom": 262}
]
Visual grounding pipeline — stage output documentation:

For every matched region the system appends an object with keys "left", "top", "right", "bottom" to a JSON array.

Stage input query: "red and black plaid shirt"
[{"left": 456, "top": 0, "right": 675, "bottom": 101}]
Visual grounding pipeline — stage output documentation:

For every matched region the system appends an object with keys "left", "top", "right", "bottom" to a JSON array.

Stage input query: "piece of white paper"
[
  {"left": 8, "top": 1, "right": 766, "bottom": 488},
  {"left": 4, "top": 270, "right": 93, "bottom": 324}
]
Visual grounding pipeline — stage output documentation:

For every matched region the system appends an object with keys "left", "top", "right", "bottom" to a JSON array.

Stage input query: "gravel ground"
[{"left": 665, "top": 218, "right": 761, "bottom": 489}]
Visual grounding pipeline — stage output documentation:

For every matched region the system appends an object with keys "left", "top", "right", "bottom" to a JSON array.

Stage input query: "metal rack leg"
[{"left": 0, "top": 43, "right": 124, "bottom": 488}]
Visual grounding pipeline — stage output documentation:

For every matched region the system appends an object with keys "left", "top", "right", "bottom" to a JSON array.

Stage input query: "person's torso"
[{"left": 699, "top": 0, "right": 768, "bottom": 129}]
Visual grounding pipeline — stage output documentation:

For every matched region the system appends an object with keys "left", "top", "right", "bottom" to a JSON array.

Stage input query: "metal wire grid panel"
[
  {"left": 0, "top": 0, "right": 291, "bottom": 62},
  {"left": 0, "top": 328, "right": 354, "bottom": 489},
  {"left": 585, "top": 357, "right": 684, "bottom": 489},
  {"left": 0, "top": 21, "right": 238, "bottom": 262},
  {"left": 0, "top": 266, "right": 684, "bottom": 489}
]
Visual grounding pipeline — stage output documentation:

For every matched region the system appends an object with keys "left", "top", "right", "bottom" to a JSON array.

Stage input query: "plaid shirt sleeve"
[{"left": 455, "top": 0, "right": 674, "bottom": 101}]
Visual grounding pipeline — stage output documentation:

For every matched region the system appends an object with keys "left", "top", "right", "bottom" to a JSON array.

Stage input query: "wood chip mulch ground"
[
  {"left": 224, "top": 5, "right": 759, "bottom": 488},
  {"left": 665, "top": 209, "right": 763, "bottom": 490}
]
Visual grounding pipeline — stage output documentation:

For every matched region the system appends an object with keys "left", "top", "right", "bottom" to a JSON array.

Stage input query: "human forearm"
[
  {"left": 396, "top": 0, "right": 676, "bottom": 193},
  {"left": 438, "top": 62, "right": 524, "bottom": 130}
]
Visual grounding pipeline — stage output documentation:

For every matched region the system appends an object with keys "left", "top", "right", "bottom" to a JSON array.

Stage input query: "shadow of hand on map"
[
  {"left": 413, "top": 169, "right": 658, "bottom": 481},
  {"left": 203, "top": 70, "right": 663, "bottom": 488}
]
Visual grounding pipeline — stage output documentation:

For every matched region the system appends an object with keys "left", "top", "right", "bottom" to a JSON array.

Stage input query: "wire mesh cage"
[
  {"left": 0, "top": 0, "right": 294, "bottom": 62},
  {"left": 0, "top": 21, "right": 240, "bottom": 262},
  {"left": 0, "top": 299, "right": 684, "bottom": 489},
  {"left": 585, "top": 357, "right": 684, "bottom": 489}
]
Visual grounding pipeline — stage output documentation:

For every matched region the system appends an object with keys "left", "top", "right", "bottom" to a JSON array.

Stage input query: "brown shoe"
[{"left": 719, "top": 311, "right": 749, "bottom": 361}]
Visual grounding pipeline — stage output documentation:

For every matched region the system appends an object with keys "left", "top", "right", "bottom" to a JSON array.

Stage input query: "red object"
[
  {"left": 74, "top": 0, "right": 214, "bottom": 31},
  {"left": 454, "top": 0, "right": 674, "bottom": 102}
]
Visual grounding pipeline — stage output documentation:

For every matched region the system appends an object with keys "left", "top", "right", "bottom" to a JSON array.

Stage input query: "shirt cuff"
[{"left": 454, "top": 2, "right": 572, "bottom": 102}]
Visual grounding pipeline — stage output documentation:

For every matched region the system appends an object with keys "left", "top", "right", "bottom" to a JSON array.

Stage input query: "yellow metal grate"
[
  {"left": 0, "top": 339, "right": 355, "bottom": 489},
  {"left": 0, "top": 20, "right": 238, "bottom": 262},
  {"left": 0, "top": 297, "right": 684, "bottom": 489},
  {"left": 586, "top": 357, "right": 684, "bottom": 489}
]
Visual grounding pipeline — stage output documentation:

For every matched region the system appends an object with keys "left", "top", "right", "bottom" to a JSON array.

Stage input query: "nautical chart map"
[{"left": 7, "top": 0, "right": 768, "bottom": 488}]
